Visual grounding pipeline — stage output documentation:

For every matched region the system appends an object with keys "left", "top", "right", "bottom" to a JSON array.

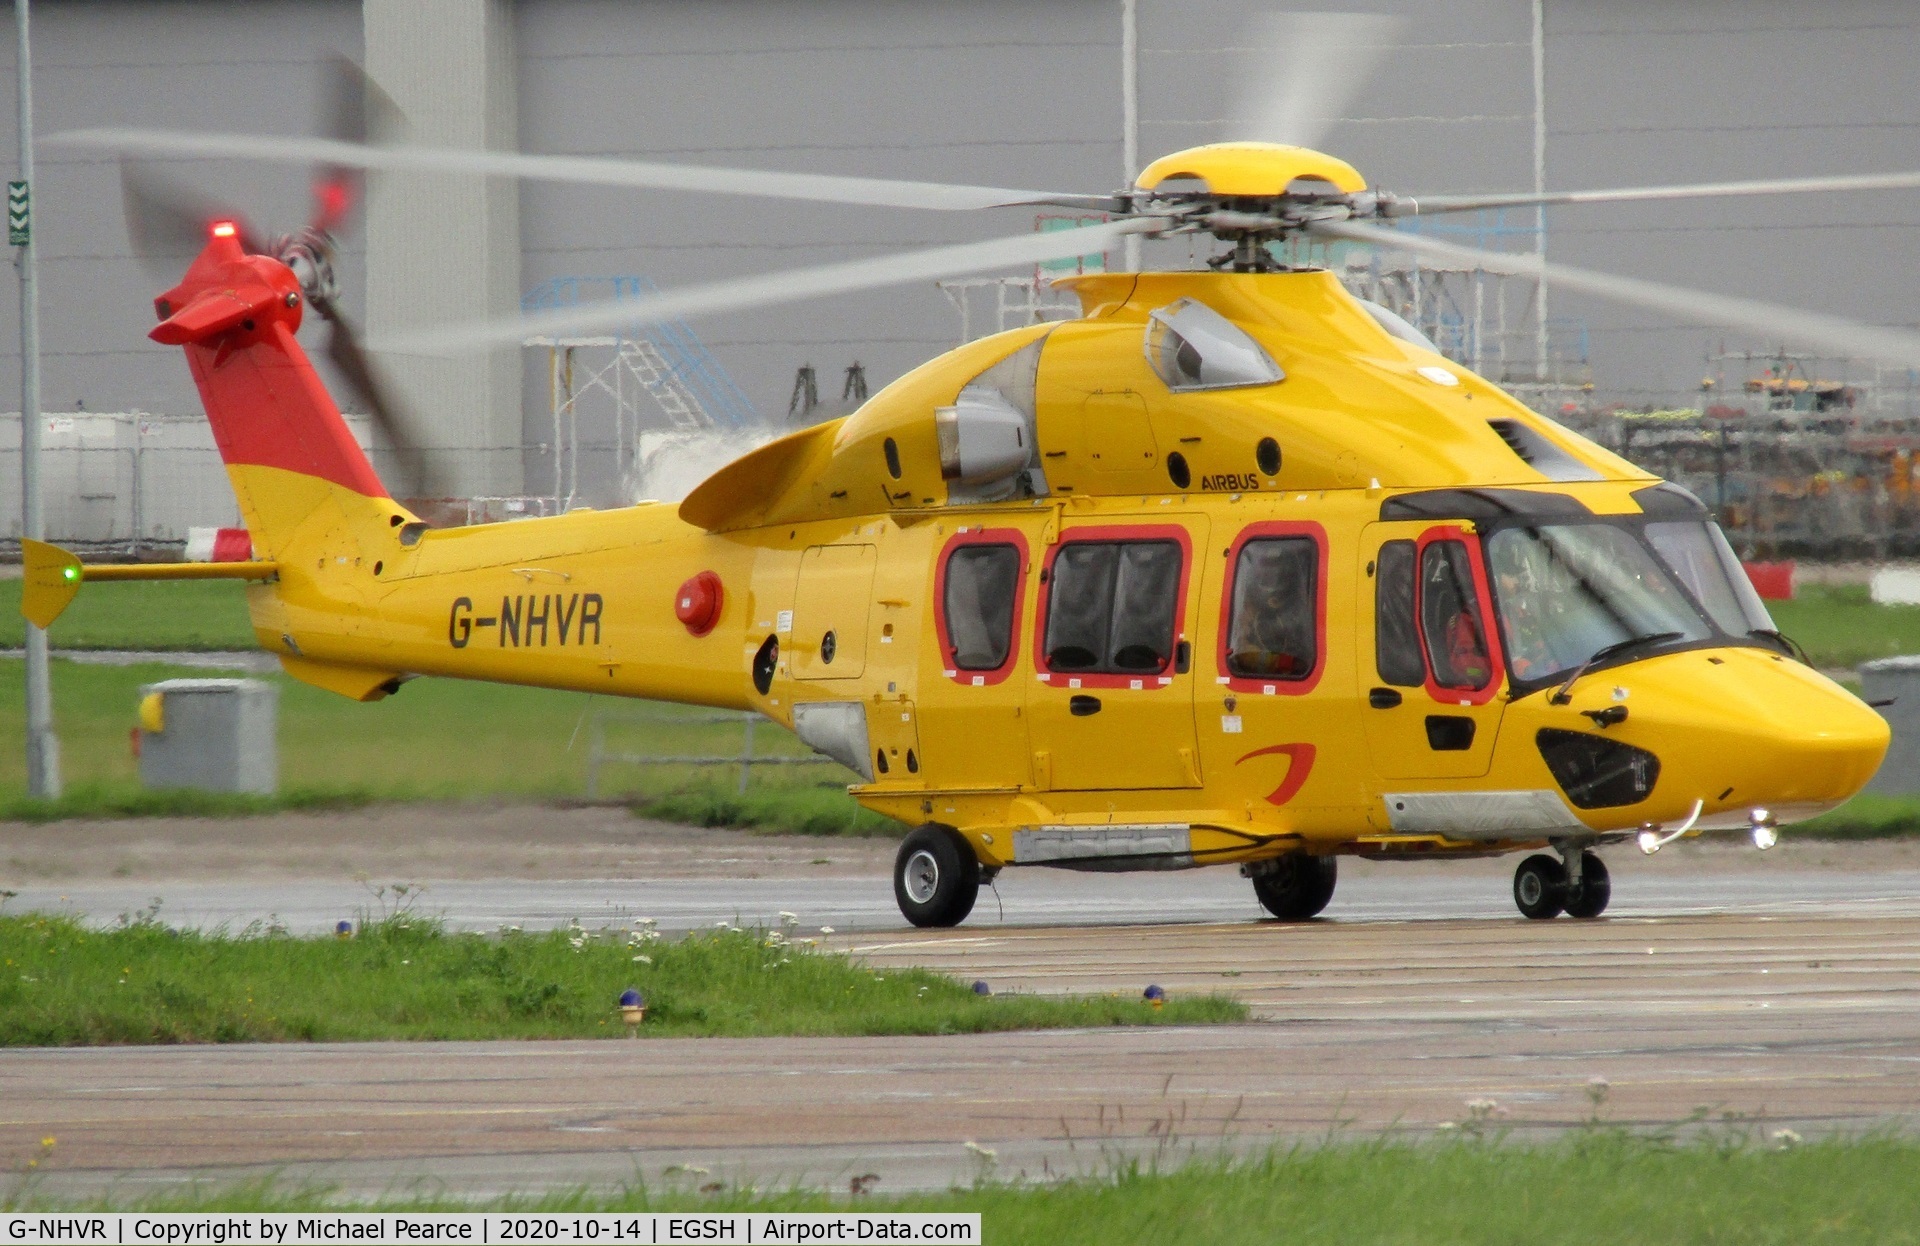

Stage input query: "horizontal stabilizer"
[{"left": 19, "top": 538, "right": 279, "bottom": 629}]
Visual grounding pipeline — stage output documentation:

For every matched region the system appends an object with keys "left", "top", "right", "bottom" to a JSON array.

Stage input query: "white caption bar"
[{"left": 1, "top": 1214, "right": 981, "bottom": 1245}]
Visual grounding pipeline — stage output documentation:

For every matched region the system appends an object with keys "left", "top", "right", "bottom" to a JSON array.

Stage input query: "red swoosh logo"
[{"left": 1235, "top": 743, "right": 1316, "bottom": 807}]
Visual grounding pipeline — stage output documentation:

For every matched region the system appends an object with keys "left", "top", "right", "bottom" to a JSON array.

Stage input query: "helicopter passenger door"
[
  {"left": 1358, "top": 522, "right": 1506, "bottom": 780},
  {"left": 1026, "top": 518, "right": 1206, "bottom": 791}
]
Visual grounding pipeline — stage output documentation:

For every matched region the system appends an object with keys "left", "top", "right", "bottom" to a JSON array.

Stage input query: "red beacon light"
[
  {"left": 674, "top": 571, "right": 724, "bottom": 637},
  {"left": 210, "top": 221, "right": 238, "bottom": 239}
]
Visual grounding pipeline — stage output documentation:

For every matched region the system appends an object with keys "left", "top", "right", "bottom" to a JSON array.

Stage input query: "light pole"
[
  {"left": 1120, "top": 0, "right": 1139, "bottom": 272},
  {"left": 13, "top": 0, "right": 60, "bottom": 797},
  {"left": 1531, "top": 0, "right": 1549, "bottom": 382}
]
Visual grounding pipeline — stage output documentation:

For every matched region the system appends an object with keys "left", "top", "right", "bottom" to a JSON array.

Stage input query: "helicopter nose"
[{"left": 1522, "top": 647, "right": 1889, "bottom": 830}]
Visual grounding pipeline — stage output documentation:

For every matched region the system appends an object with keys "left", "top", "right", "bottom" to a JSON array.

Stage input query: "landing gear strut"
[
  {"left": 1512, "top": 848, "right": 1611, "bottom": 920},
  {"left": 1562, "top": 850, "right": 1612, "bottom": 919},
  {"left": 1248, "top": 853, "right": 1338, "bottom": 920}
]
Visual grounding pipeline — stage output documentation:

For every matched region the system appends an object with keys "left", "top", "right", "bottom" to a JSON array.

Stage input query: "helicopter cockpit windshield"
[
  {"left": 1485, "top": 518, "right": 1778, "bottom": 688},
  {"left": 1144, "top": 299, "right": 1285, "bottom": 392}
]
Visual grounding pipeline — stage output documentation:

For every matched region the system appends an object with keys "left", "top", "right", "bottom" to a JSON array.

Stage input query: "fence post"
[{"left": 737, "top": 713, "right": 757, "bottom": 794}]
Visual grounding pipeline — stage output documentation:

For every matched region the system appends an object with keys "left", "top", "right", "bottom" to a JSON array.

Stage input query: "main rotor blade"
[
  {"left": 1228, "top": 11, "right": 1401, "bottom": 150},
  {"left": 378, "top": 217, "right": 1161, "bottom": 357},
  {"left": 51, "top": 128, "right": 1117, "bottom": 213},
  {"left": 1387, "top": 169, "right": 1920, "bottom": 218},
  {"left": 1316, "top": 218, "right": 1920, "bottom": 371}
]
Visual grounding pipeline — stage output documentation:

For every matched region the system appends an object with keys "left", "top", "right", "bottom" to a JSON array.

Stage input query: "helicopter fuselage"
[{"left": 245, "top": 268, "right": 1889, "bottom": 875}]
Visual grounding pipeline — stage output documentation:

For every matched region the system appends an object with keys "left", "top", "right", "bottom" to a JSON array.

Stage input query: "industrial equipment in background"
[{"left": 136, "top": 678, "right": 278, "bottom": 795}]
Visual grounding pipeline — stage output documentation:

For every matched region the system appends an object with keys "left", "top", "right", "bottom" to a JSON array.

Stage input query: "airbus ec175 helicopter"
[{"left": 26, "top": 26, "right": 1912, "bottom": 926}]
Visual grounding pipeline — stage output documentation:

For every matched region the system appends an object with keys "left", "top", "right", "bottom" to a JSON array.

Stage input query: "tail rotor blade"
[
  {"left": 1228, "top": 11, "right": 1401, "bottom": 151},
  {"left": 120, "top": 162, "right": 261, "bottom": 275},
  {"left": 316, "top": 298, "right": 424, "bottom": 492},
  {"left": 313, "top": 54, "right": 404, "bottom": 234},
  {"left": 1314, "top": 218, "right": 1920, "bottom": 372}
]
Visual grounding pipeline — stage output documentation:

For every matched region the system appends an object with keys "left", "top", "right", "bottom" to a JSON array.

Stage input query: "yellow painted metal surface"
[{"left": 1135, "top": 143, "right": 1369, "bottom": 196}]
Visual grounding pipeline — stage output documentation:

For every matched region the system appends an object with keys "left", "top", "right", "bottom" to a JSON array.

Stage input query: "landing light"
[{"left": 1750, "top": 809, "right": 1779, "bottom": 851}]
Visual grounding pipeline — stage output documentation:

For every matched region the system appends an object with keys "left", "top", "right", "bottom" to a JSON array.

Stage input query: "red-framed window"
[
  {"left": 1413, "top": 524, "right": 1504, "bottom": 706},
  {"left": 1216, "top": 521, "right": 1328, "bottom": 696},
  {"left": 1033, "top": 524, "right": 1193, "bottom": 690},
  {"left": 934, "top": 528, "right": 1029, "bottom": 686}
]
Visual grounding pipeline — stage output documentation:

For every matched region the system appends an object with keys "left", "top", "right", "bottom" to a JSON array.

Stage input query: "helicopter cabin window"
[
  {"left": 941, "top": 543, "right": 1021, "bottom": 672},
  {"left": 1044, "top": 540, "right": 1183, "bottom": 675},
  {"left": 1375, "top": 540, "right": 1425, "bottom": 687},
  {"left": 1419, "top": 540, "right": 1493, "bottom": 691},
  {"left": 1226, "top": 538, "right": 1318, "bottom": 680},
  {"left": 1144, "top": 299, "right": 1285, "bottom": 393}
]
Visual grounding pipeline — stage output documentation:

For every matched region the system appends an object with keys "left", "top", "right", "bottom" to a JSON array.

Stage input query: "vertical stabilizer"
[{"left": 150, "top": 229, "right": 409, "bottom": 559}]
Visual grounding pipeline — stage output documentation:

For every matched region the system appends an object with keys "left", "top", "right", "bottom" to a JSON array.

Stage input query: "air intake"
[{"left": 1488, "top": 419, "right": 1603, "bottom": 482}]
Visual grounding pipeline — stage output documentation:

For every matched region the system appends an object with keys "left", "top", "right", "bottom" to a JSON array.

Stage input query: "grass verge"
[
  {"left": 12, "top": 1133, "right": 1919, "bottom": 1243},
  {"left": 0, "top": 578, "right": 256, "bottom": 651},
  {"left": 0, "top": 658, "right": 886, "bottom": 833},
  {"left": 0, "top": 911, "right": 1241, "bottom": 1045},
  {"left": 1794, "top": 793, "right": 1920, "bottom": 839},
  {"left": 1769, "top": 582, "right": 1920, "bottom": 669}
]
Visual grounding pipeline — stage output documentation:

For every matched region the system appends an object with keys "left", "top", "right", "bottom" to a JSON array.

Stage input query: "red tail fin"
[{"left": 152, "top": 231, "right": 393, "bottom": 554}]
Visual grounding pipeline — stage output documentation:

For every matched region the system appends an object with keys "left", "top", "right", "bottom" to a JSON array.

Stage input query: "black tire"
[
  {"left": 1563, "top": 851, "right": 1612, "bottom": 919},
  {"left": 893, "top": 824, "right": 981, "bottom": 928},
  {"left": 1513, "top": 853, "right": 1567, "bottom": 920},
  {"left": 1252, "top": 854, "right": 1338, "bottom": 921}
]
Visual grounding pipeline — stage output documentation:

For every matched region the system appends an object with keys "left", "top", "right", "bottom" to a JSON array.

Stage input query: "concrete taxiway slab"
[{"left": 8, "top": 908, "right": 1918, "bottom": 1199}]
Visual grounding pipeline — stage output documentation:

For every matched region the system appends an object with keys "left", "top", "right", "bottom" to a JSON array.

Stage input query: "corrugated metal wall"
[{"left": 1, "top": 0, "right": 1918, "bottom": 536}]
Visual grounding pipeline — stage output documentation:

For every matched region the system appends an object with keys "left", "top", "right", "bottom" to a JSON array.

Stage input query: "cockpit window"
[
  {"left": 1144, "top": 298, "right": 1285, "bottom": 392},
  {"left": 1644, "top": 520, "right": 1775, "bottom": 636},
  {"left": 1420, "top": 541, "right": 1493, "bottom": 691},
  {"left": 1486, "top": 523, "right": 1713, "bottom": 684}
]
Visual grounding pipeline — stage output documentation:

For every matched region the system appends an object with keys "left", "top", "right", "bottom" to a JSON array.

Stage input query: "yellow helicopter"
[{"left": 31, "top": 47, "right": 1919, "bottom": 927}]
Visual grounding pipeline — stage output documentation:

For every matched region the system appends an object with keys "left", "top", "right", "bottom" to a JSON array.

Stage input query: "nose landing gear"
[{"left": 1513, "top": 848, "right": 1610, "bottom": 920}]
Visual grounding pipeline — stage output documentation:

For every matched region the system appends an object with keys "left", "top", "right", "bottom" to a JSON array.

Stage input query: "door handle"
[
  {"left": 1069, "top": 695, "right": 1103, "bottom": 716},
  {"left": 1368, "top": 687, "right": 1403, "bottom": 709}
]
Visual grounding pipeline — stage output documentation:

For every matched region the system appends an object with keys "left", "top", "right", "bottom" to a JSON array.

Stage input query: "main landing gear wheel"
[
  {"left": 1513, "top": 853, "right": 1567, "bottom": 920},
  {"left": 1252, "top": 853, "right": 1338, "bottom": 921},
  {"left": 894, "top": 824, "right": 981, "bottom": 928},
  {"left": 1562, "top": 851, "right": 1612, "bottom": 919}
]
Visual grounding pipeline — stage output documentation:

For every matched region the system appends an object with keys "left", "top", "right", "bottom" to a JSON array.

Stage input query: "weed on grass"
[
  {"left": 14, "top": 1128, "right": 1920, "bottom": 1243},
  {"left": 0, "top": 909, "right": 1243, "bottom": 1045}
]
